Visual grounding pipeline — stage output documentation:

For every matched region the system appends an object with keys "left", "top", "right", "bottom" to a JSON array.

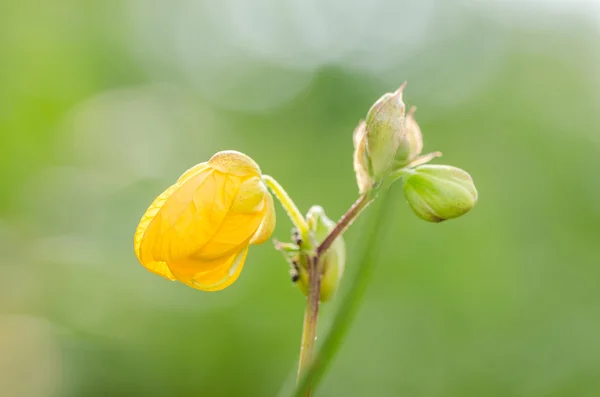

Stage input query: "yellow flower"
[{"left": 134, "top": 151, "right": 276, "bottom": 291}]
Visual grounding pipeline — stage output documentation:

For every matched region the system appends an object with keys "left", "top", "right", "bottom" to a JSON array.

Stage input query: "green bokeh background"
[{"left": 1, "top": 1, "right": 600, "bottom": 396}]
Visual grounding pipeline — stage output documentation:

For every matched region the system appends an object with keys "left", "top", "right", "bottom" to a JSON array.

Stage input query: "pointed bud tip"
[
  {"left": 363, "top": 85, "right": 408, "bottom": 180},
  {"left": 407, "top": 105, "right": 417, "bottom": 117},
  {"left": 389, "top": 82, "right": 407, "bottom": 101}
]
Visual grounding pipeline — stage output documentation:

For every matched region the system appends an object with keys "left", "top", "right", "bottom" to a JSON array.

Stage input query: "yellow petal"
[
  {"left": 138, "top": 170, "right": 242, "bottom": 265},
  {"left": 208, "top": 150, "right": 261, "bottom": 177},
  {"left": 250, "top": 193, "right": 276, "bottom": 245},
  {"left": 230, "top": 176, "right": 266, "bottom": 213},
  {"left": 134, "top": 183, "right": 180, "bottom": 280},
  {"left": 135, "top": 162, "right": 211, "bottom": 277},
  {"left": 193, "top": 175, "right": 267, "bottom": 259},
  {"left": 193, "top": 202, "right": 264, "bottom": 259},
  {"left": 169, "top": 245, "right": 249, "bottom": 291},
  {"left": 177, "top": 162, "right": 208, "bottom": 183}
]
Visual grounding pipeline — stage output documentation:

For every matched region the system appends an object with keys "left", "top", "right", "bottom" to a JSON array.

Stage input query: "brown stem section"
[{"left": 317, "top": 194, "right": 371, "bottom": 257}]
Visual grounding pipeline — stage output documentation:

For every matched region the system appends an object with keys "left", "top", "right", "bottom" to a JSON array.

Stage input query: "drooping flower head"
[{"left": 134, "top": 151, "right": 275, "bottom": 291}]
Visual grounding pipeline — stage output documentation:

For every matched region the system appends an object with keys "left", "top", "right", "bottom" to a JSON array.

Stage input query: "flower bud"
[
  {"left": 403, "top": 165, "right": 477, "bottom": 222},
  {"left": 394, "top": 106, "right": 423, "bottom": 168},
  {"left": 353, "top": 84, "right": 407, "bottom": 193},
  {"left": 297, "top": 206, "right": 346, "bottom": 302}
]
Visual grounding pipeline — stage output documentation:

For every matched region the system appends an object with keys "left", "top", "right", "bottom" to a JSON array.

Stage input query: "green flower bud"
[
  {"left": 394, "top": 106, "right": 423, "bottom": 168},
  {"left": 353, "top": 83, "right": 407, "bottom": 191},
  {"left": 365, "top": 84, "right": 407, "bottom": 177},
  {"left": 297, "top": 206, "right": 346, "bottom": 302},
  {"left": 403, "top": 165, "right": 477, "bottom": 222}
]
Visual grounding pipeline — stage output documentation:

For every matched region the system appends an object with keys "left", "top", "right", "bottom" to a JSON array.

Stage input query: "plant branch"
[
  {"left": 296, "top": 255, "right": 321, "bottom": 397},
  {"left": 293, "top": 190, "right": 395, "bottom": 397},
  {"left": 317, "top": 194, "right": 372, "bottom": 257},
  {"left": 294, "top": 194, "right": 373, "bottom": 396},
  {"left": 263, "top": 175, "right": 309, "bottom": 237}
]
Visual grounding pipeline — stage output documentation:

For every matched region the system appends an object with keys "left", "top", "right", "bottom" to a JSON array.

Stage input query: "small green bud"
[
  {"left": 360, "top": 83, "right": 407, "bottom": 182},
  {"left": 297, "top": 206, "right": 346, "bottom": 302},
  {"left": 394, "top": 106, "right": 423, "bottom": 168},
  {"left": 403, "top": 165, "right": 478, "bottom": 222}
]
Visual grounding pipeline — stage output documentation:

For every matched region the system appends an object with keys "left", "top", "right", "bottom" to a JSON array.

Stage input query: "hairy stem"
[
  {"left": 263, "top": 175, "right": 309, "bottom": 237},
  {"left": 296, "top": 255, "right": 321, "bottom": 396},
  {"left": 317, "top": 194, "right": 372, "bottom": 257},
  {"left": 293, "top": 191, "right": 394, "bottom": 397},
  {"left": 294, "top": 193, "right": 374, "bottom": 396}
]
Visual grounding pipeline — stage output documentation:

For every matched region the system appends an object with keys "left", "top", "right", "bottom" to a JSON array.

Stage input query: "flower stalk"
[
  {"left": 263, "top": 175, "right": 309, "bottom": 238},
  {"left": 317, "top": 194, "right": 372, "bottom": 257},
  {"left": 295, "top": 193, "right": 374, "bottom": 396},
  {"left": 293, "top": 192, "right": 394, "bottom": 397},
  {"left": 296, "top": 256, "right": 320, "bottom": 396}
]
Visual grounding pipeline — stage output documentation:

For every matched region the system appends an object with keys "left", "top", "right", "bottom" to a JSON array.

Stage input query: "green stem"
[
  {"left": 294, "top": 194, "right": 372, "bottom": 396},
  {"left": 384, "top": 151, "right": 444, "bottom": 190},
  {"left": 293, "top": 190, "right": 394, "bottom": 397},
  {"left": 296, "top": 255, "right": 320, "bottom": 397},
  {"left": 263, "top": 175, "right": 309, "bottom": 238}
]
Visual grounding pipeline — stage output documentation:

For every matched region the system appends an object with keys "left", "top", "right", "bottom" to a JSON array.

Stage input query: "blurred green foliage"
[{"left": 1, "top": 1, "right": 600, "bottom": 396}]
